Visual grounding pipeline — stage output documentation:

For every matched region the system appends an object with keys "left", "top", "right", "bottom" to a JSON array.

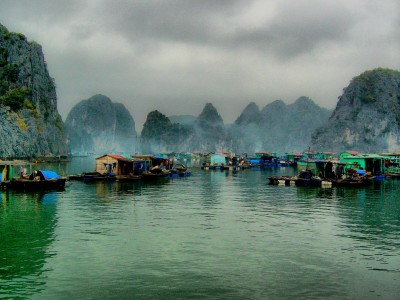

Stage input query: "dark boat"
[
  {"left": 294, "top": 170, "right": 322, "bottom": 187},
  {"left": 116, "top": 174, "right": 142, "bottom": 182},
  {"left": 82, "top": 172, "right": 116, "bottom": 182},
  {"left": 169, "top": 164, "right": 191, "bottom": 177},
  {"left": 331, "top": 175, "right": 374, "bottom": 187},
  {"left": 141, "top": 166, "right": 169, "bottom": 181},
  {"left": 1, "top": 170, "right": 66, "bottom": 191}
]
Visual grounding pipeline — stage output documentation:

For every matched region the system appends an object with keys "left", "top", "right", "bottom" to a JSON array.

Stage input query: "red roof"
[
  {"left": 347, "top": 151, "right": 361, "bottom": 155},
  {"left": 96, "top": 154, "right": 132, "bottom": 162}
]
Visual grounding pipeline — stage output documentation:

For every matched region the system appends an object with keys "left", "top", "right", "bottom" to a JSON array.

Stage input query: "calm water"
[{"left": 0, "top": 159, "right": 399, "bottom": 299}]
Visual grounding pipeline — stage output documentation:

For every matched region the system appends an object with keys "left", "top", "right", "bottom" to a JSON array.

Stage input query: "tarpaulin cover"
[{"left": 39, "top": 170, "right": 61, "bottom": 179}]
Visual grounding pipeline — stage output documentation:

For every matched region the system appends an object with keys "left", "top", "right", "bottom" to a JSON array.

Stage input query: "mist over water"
[{"left": 1, "top": 159, "right": 399, "bottom": 299}]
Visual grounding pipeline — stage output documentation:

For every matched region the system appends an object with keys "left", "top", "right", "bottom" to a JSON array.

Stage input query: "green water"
[{"left": 0, "top": 163, "right": 399, "bottom": 299}]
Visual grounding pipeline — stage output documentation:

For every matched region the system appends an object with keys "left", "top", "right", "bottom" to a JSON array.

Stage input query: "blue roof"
[{"left": 39, "top": 170, "right": 61, "bottom": 179}]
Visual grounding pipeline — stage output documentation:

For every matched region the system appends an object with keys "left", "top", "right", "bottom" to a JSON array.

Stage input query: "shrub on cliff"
[{"left": 0, "top": 87, "right": 31, "bottom": 110}]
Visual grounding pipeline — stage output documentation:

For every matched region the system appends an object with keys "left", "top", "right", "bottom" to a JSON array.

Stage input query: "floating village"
[{"left": 1, "top": 149, "right": 400, "bottom": 191}]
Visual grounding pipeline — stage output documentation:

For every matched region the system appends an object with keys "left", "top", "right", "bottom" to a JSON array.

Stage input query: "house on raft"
[
  {"left": 380, "top": 153, "right": 400, "bottom": 175},
  {"left": 201, "top": 153, "right": 230, "bottom": 170},
  {"left": 95, "top": 154, "right": 146, "bottom": 176},
  {"left": 339, "top": 152, "right": 386, "bottom": 175}
]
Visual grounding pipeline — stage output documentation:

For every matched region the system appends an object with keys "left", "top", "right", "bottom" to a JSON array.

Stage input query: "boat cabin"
[{"left": 314, "top": 161, "right": 346, "bottom": 179}]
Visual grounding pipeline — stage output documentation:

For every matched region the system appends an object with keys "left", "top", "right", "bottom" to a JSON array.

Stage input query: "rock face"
[
  {"left": 65, "top": 94, "right": 137, "bottom": 154},
  {"left": 0, "top": 23, "right": 67, "bottom": 158},
  {"left": 311, "top": 68, "right": 400, "bottom": 152}
]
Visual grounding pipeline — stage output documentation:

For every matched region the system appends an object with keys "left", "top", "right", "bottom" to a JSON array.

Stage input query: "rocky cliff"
[
  {"left": 65, "top": 94, "right": 137, "bottom": 154},
  {"left": 0, "top": 23, "right": 67, "bottom": 158},
  {"left": 311, "top": 68, "right": 400, "bottom": 152}
]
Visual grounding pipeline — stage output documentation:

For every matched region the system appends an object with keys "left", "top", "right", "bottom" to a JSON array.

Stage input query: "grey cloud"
[
  {"left": 0, "top": 0, "right": 398, "bottom": 131},
  {"left": 91, "top": 0, "right": 358, "bottom": 59},
  {"left": 93, "top": 0, "right": 245, "bottom": 45},
  {"left": 0, "top": 0, "right": 84, "bottom": 24}
]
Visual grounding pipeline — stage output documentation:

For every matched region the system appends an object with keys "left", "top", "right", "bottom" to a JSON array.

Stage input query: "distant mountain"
[
  {"left": 65, "top": 94, "right": 137, "bottom": 154},
  {"left": 140, "top": 103, "right": 229, "bottom": 153},
  {"left": 281, "top": 97, "right": 332, "bottom": 151},
  {"left": 230, "top": 97, "right": 332, "bottom": 153},
  {"left": 140, "top": 99, "right": 332, "bottom": 154},
  {"left": 194, "top": 103, "right": 228, "bottom": 152},
  {"left": 141, "top": 110, "right": 192, "bottom": 153},
  {"left": 0, "top": 23, "right": 67, "bottom": 157},
  {"left": 311, "top": 68, "right": 400, "bottom": 152}
]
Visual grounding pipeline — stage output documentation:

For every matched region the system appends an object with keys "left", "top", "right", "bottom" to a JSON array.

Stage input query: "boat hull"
[{"left": 1, "top": 178, "right": 66, "bottom": 191}]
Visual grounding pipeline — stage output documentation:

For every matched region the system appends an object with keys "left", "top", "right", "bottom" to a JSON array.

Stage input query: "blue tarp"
[
  {"left": 356, "top": 169, "right": 366, "bottom": 176},
  {"left": 39, "top": 170, "right": 61, "bottom": 179}
]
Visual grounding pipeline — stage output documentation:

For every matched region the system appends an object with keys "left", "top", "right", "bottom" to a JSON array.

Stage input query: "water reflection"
[
  {"left": 0, "top": 191, "right": 60, "bottom": 298},
  {"left": 199, "top": 171, "right": 225, "bottom": 205}
]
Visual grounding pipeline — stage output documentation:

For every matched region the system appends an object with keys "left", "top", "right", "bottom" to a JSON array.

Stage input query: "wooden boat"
[
  {"left": 141, "top": 166, "right": 169, "bottom": 181},
  {"left": 116, "top": 174, "right": 142, "bottom": 182},
  {"left": 387, "top": 172, "right": 400, "bottom": 179},
  {"left": 294, "top": 170, "right": 322, "bottom": 187},
  {"left": 1, "top": 170, "right": 66, "bottom": 191},
  {"left": 331, "top": 175, "right": 374, "bottom": 187},
  {"left": 169, "top": 164, "right": 191, "bottom": 177},
  {"left": 68, "top": 172, "right": 117, "bottom": 182},
  {"left": 82, "top": 172, "right": 116, "bottom": 182}
]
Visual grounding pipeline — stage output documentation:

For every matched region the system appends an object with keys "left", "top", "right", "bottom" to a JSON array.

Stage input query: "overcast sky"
[{"left": 0, "top": 0, "right": 399, "bottom": 131}]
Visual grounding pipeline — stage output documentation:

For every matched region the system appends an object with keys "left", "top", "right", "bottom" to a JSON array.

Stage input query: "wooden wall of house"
[{"left": 95, "top": 156, "right": 119, "bottom": 174}]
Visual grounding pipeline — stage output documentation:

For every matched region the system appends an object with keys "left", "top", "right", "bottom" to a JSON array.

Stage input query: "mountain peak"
[
  {"left": 235, "top": 102, "right": 261, "bottom": 125},
  {"left": 197, "top": 103, "right": 224, "bottom": 125}
]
